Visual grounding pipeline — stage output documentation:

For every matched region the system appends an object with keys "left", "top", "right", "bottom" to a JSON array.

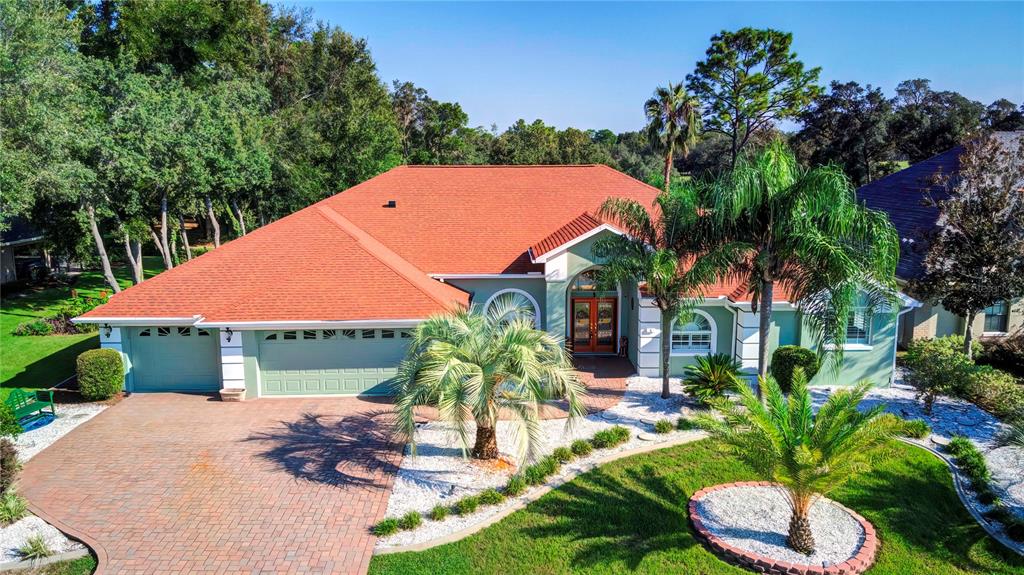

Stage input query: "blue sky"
[{"left": 296, "top": 1, "right": 1024, "bottom": 133}]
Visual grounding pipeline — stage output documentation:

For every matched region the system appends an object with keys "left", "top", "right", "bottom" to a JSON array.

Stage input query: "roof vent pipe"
[{"left": 384, "top": 200, "right": 397, "bottom": 208}]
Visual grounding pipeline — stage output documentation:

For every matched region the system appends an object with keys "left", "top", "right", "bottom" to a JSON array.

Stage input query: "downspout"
[{"left": 890, "top": 303, "right": 921, "bottom": 387}]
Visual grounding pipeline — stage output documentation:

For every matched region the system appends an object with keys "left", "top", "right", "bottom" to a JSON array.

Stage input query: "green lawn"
[
  {"left": 370, "top": 439, "right": 1024, "bottom": 575},
  {"left": 1, "top": 257, "right": 163, "bottom": 401},
  {"left": 23, "top": 554, "right": 96, "bottom": 575}
]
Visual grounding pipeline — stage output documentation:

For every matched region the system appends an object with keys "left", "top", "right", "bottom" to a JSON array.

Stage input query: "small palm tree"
[
  {"left": 695, "top": 369, "right": 898, "bottom": 555},
  {"left": 645, "top": 83, "right": 701, "bottom": 193},
  {"left": 682, "top": 353, "right": 742, "bottom": 404},
  {"left": 393, "top": 295, "right": 586, "bottom": 461}
]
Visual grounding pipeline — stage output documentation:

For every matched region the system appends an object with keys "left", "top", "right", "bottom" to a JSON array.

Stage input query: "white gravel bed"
[
  {"left": 696, "top": 485, "right": 864, "bottom": 567},
  {"left": 13, "top": 402, "right": 107, "bottom": 461},
  {"left": 986, "top": 446, "right": 1024, "bottom": 521},
  {"left": 377, "top": 375, "right": 703, "bottom": 549},
  {"left": 0, "top": 515, "right": 85, "bottom": 563}
]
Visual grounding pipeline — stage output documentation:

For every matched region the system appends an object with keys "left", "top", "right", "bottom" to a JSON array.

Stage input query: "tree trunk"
[
  {"left": 730, "top": 130, "right": 739, "bottom": 169},
  {"left": 757, "top": 279, "right": 774, "bottom": 383},
  {"left": 662, "top": 148, "right": 673, "bottom": 194},
  {"left": 472, "top": 425, "right": 499, "bottom": 459},
  {"left": 84, "top": 202, "right": 121, "bottom": 294},
  {"left": 123, "top": 232, "right": 143, "bottom": 285},
  {"left": 206, "top": 196, "right": 221, "bottom": 248},
  {"left": 158, "top": 194, "right": 174, "bottom": 270},
  {"left": 231, "top": 199, "right": 247, "bottom": 235},
  {"left": 660, "top": 308, "right": 672, "bottom": 399},
  {"left": 178, "top": 215, "right": 192, "bottom": 261},
  {"left": 964, "top": 310, "right": 978, "bottom": 360},
  {"left": 787, "top": 507, "right": 816, "bottom": 555}
]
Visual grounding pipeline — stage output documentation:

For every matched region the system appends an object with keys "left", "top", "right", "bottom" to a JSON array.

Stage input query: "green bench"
[{"left": 4, "top": 389, "right": 56, "bottom": 424}]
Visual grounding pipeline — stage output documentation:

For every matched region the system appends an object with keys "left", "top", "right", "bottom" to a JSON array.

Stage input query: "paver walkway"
[{"left": 20, "top": 393, "right": 403, "bottom": 575}]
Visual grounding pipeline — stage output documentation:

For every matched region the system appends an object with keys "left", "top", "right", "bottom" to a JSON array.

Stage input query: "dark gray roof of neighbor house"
[
  {"left": 0, "top": 216, "right": 43, "bottom": 247},
  {"left": 856, "top": 131, "right": 1023, "bottom": 281}
]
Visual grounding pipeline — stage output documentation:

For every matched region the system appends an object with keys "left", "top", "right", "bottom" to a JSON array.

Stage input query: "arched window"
[
  {"left": 483, "top": 289, "right": 541, "bottom": 326},
  {"left": 670, "top": 311, "right": 716, "bottom": 355},
  {"left": 569, "top": 269, "right": 617, "bottom": 298}
]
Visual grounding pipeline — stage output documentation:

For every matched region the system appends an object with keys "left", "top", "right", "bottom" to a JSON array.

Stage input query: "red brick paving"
[{"left": 20, "top": 393, "right": 403, "bottom": 575}]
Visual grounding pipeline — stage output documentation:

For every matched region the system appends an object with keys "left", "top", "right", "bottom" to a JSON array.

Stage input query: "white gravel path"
[
  {"left": 0, "top": 516, "right": 85, "bottom": 563},
  {"left": 13, "top": 402, "right": 107, "bottom": 461},
  {"left": 695, "top": 485, "right": 864, "bottom": 567},
  {"left": 377, "top": 375, "right": 703, "bottom": 549}
]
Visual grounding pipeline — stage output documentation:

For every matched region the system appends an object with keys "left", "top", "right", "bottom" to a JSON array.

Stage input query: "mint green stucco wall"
[
  {"left": 243, "top": 330, "right": 260, "bottom": 399},
  {"left": 445, "top": 278, "right": 547, "bottom": 330},
  {"left": 800, "top": 311, "right": 899, "bottom": 387},
  {"left": 666, "top": 306, "right": 737, "bottom": 373}
]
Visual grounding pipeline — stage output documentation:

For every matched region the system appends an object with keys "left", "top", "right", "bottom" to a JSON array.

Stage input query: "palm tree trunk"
[
  {"left": 757, "top": 279, "right": 774, "bottom": 384},
  {"left": 787, "top": 494, "right": 816, "bottom": 555},
  {"left": 963, "top": 310, "right": 977, "bottom": 359},
  {"left": 660, "top": 308, "right": 672, "bottom": 399},
  {"left": 662, "top": 148, "right": 674, "bottom": 193},
  {"left": 472, "top": 425, "right": 499, "bottom": 459},
  {"left": 84, "top": 202, "right": 121, "bottom": 294},
  {"left": 206, "top": 196, "right": 221, "bottom": 248}
]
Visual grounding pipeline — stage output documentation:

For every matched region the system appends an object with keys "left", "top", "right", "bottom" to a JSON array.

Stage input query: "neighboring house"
[
  {"left": 1, "top": 216, "right": 47, "bottom": 285},
  {"left": 857, "top": 131, "right": 1024, "bottom": 348},
  {"left": 75, "top": 165, "right": 917, "bottom": 399}
]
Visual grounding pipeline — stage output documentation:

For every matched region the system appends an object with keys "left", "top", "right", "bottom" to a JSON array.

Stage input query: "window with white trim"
[
  {"left": 484, "top": 289, "right": 539, "bottom": 326},
  {"left": 671, "top": 313, "right": 714, "bottom": 354},
  {"left": 846, "top": 309, "right": 871, "bottom": 345}
]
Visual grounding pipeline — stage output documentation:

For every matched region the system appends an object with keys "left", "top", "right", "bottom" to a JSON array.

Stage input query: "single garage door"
[
  {"left": 130, "top": 327, "right": 221, "bottom": 392},
  {"left": 258, "top": 328, "right": 410, "bottom": 396}
]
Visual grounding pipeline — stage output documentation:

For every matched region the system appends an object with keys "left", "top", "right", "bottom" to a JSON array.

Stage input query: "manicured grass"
[
  {"left": 22, "top": 553, "right": 96, "bottom": 574},
  {"left": 1, "top": 258, "right": 163, "bottom": 400},
  {"left": 369, "top": 439, "right": 1024, "bottom": 575}
]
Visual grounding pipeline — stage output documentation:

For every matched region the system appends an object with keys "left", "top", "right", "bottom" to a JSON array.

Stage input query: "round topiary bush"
[
  {"left": 77, "top": 348, "right": 124, "bottom": 401},
  {"left": 769, "top": 346, "right": 820, "bottom": 393}
]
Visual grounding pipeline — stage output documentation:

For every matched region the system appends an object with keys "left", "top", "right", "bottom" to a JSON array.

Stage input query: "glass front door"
[{"left": 571, "top": 297, "right": 616, "bottom": 353}]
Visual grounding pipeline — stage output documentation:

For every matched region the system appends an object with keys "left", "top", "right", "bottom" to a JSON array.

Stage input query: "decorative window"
[
  {"left": 322, "top": 329, "right": 337, "bottom": 340},
  {"left": 197, "top": 329, "right": 211, "bottom": 337},
  {"left": 282, "top": 331, "right": 297, "bottom": 340},
  {"left": 381, "top": 329, "right": 395, "bottom": 339},
  {"left": 302, "top": 330, "right": 317, "bottom": 340},
  {"left": 139, "top": 329, "right": 151, "bottom": 337},
  {"left": 400, "top": 330, "right": 413, "bottom": 339},
  {"left": 569, "top": 269, "right": 616, "bottom": 298},
  {"left": 177, "top": 327, "right": 191, "bottom": 337},
  {"left": 984, "top": 301, "right": 1009, "bottom": 333},
  {"left": 846, "top": 309, "right": 871, "bottom": 345},
  {"left": 264, "top": 333, "right": 278, "bottom": 341},
  {"left": 157, "top": 327, "right": 171, "bottom": 337},
  {"left": 362, "top": 329, "right": 376, "bottom": 339},
  {"left": 670, "top": 312, "right": 715, "bottom": 354},
  {"left": 341, "top": 329, "right": 356, "bottom": 339},
  {"left": 483, "top": 289, "right": 541, "bottom": 326}
]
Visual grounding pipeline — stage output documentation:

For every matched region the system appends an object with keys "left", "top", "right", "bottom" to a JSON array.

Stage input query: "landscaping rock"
[{"left": 0, "top": 515, "right": 85, "bottom": 563}]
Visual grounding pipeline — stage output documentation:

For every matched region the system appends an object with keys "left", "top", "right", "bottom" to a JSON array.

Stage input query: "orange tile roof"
[{"left": 528, "top": 211, "right": 606, "bottom": 260}]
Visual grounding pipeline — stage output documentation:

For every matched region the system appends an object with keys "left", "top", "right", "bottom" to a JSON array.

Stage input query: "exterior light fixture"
[
  {"left": 103, "top": 324, "right": 112, "bottom": 338},
  {"left": 225, "top": 327, "right": 233, "bottom": 342}
]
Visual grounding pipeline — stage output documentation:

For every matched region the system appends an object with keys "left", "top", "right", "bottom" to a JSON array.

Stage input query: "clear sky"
[{"left": 295, "top": 1, "right": 1024, "bottom": 134}]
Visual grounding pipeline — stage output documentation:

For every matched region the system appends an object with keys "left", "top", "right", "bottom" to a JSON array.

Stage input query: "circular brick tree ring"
[{"left": 689, "top": 481, "right": 879, "bottom": 575}]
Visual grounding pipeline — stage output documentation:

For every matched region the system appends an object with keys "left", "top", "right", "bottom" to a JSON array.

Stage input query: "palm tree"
[
  {"left": 393, "top": 295, "right": 586, "bottom": 461},
  {"left": 695, "top": 369, "right": 898, "bottom": 555},
  {"left": 595, "top": 186, "right": 738, "bottom": 399},
  {"left": 709, "top": 139, "right": 900, "bottom": 382},
  {"left": 645, "top": 83, "right": 701, "bottom": 193},
  {"left": 682, "top": 352, "right": 743, "bottom": 404}
]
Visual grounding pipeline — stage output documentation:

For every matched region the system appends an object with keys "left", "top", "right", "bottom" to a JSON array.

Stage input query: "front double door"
[{"left": 572, "top": 297, "right": 617, "bottom": 353}]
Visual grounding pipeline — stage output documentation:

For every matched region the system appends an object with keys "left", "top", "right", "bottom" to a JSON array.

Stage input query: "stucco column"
[
  {"left": 637, "top": 297, "right": 661, "bottom": 377},
  {"left": 218, "top": 329, "right": 245, "bottom": 401}
]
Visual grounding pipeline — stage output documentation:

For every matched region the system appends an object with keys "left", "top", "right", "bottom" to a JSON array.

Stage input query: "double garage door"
[
  {"left": 258, "top": 328, "right": 410, "bottom": 396},
  {"left": 130, "top": 327, "right": 221, "bottom": 392}
]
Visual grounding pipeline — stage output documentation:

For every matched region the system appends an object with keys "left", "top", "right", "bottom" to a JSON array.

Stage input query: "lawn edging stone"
[{"left": 688, "top": 481, "right": 879, "bottom": 575}]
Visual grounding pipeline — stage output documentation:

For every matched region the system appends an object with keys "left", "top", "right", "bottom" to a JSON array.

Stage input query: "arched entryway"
[{"left": 567, "top": 269, "right": 620, "bottom": 354}]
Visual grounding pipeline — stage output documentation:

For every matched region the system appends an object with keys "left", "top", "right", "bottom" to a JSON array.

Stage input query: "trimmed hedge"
[
  {"left": 769, "top": 346, "right": 820, "bottom": 392},
  {"left": 0, "top": 439, "right": 18, "bottom": 495},
  {"left": 77, "top": 348, "right": 123, "bottom": 401},
  {"left": 0, "top": 405, "right": 20, "bottom": 438}
]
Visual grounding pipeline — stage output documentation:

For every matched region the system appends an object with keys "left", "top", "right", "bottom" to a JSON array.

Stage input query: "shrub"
[
  {"left": 454, "top": 496, "right": 479, "bottom": 515},
  {"left": 373, "top": 518, "right": 400, "bottom": 536},
  {"left": 653, "top": 419, "right": 673, "bottom": 434},
  {"left": 18, "top": 534, "right": 53, "bottom": 560},
  {"left": 1007, "top": 518, "right": 1024, "bottom": 542},
  {"left": 962, "top": 366, "right": 1024, "bottom": 420},
  {"left": 551, "top": 446, "right": 574, "bottom": 463},
  {"left": 478, "top": 488, "right": 504, "bottom": 505},
  {"left": 769, "top": 346, "right": 820, "bottom": 393},
  {"left": 569, "top": 439, "right": 592, "bottom": 457},
  {"left": 948, "top": 435, "right": 975, "bottom": 457},
  {"left": 522, "top": 456, "right": 560, "bottom": 486},
  {"left": 905, "top": 338, "right": 977, "bottom": 414},
  {"left": 980, "top": 331, "right": 1024, "bottom": 377},
  {"left": 503, "top": 475, "right": 526, "bottom": 497},
  {"left": 76, "top": 348, "right": 124, "bottom": 401},
  {"left": 682, "top": 353, "right": 743, "bottom": 402},
  {"left": 398, "top": 511, "right": 422, "bottom": 530},
  {"left": 0, "top": 407, "right": 20, "bottom": 438},
  {"left": 901, "top": 419, "right": 932, "bottom": 439},
  {"left": 12, "top": 320, "right": 53, "bottom": 336},
  {"left": 428, "top": 505, "right": 449, "bottom": 521},
  {"left": 0, "top": 491, "right": 27, "bottom": 525},
  {"left": 676, "top": 417, "right": 697, "bottom": 431},
  {"left": 591, "top": 426, "right": 630, "bottom": 448},
  {"left": 0, "top": 439, "right": 19, "bottom": 494},
  {"left": 947, "top": 435, "right": 991, "bottom": 485}
]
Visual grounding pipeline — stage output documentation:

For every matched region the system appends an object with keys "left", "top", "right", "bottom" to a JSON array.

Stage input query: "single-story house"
[
  {"left": 857, "top": 131, "right": 1023, "bottom": 347},
  {"left": 1, "top": 216, "right": 48, "bottom": 285},
  {"left": 76, "top": 165, "right": 916, "bottom": 399}
]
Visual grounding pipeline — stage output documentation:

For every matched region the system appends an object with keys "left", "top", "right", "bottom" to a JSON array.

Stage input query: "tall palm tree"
[
  {"left": 645, "top": 83, "right": 701, "bottom": 193},
  {"left": 710, "top": 139, "right": 900, "bottom": 382},
  {"left": 393, "top": 295, "right": 585, "bottom": 461},
  {"left": 595, "top": 186, "right": 739, "bottom": 399},
  {"left": 696, "top": 370, "right": 898, "bottom": 555}
]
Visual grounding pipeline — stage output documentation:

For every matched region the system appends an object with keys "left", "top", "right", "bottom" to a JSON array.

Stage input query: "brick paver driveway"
[{"left": 20, "top": 393, "right": 402, "bottom": 575}]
